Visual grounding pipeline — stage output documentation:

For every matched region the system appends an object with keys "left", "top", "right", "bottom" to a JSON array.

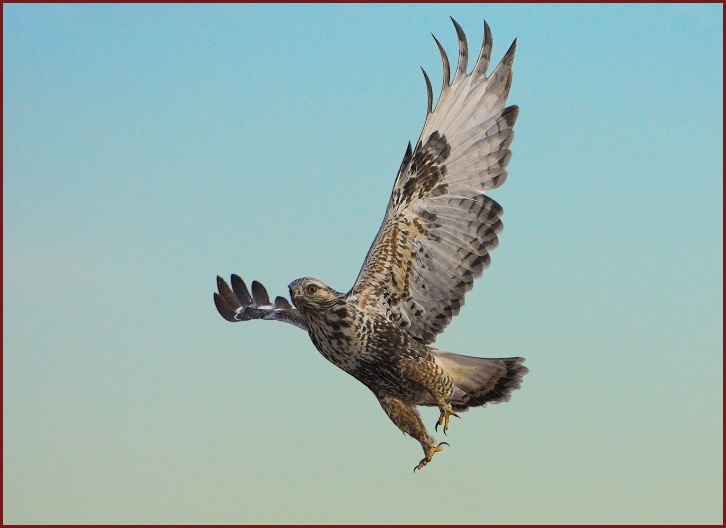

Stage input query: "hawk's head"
[{"left": 288, "top": 277, "right": 342, "bottom": 314}]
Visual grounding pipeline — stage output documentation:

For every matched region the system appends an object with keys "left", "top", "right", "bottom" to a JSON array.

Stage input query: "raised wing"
[
  {"left": 214, "top": 275, "right": 308, "bottom": 330},
  {"left": 348, "top": 19, "right": 518, "bottom": 344}
]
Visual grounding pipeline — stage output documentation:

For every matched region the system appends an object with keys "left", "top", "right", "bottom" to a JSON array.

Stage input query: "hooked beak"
[{"left": 292, "top": 287, "right": 303, "bottom": 299}]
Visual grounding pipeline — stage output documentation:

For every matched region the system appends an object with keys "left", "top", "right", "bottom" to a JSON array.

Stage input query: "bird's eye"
[{"left": 306, "top": 284, "right": 318, "bottom": 295}]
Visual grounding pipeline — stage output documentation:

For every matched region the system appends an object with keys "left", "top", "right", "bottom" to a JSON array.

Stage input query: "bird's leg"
[
  {"left": 434, "top": 400, "right": 460, "bottom": 435},
  {"left": 415, "top": 441, "right": 449, "bottom": 472},
  {"left": 400, "top": 357, "right": 460, "bottom": 435},
  {"left": 377, "top": 395, "right": 447, "bottom": 472}
]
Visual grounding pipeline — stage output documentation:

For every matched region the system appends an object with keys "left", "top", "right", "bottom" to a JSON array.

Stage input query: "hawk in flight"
[{"left": 214, "top": 18, "right": 527, "bottom": 471}]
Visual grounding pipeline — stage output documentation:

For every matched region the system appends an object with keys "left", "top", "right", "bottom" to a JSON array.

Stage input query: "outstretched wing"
[
  {"left": 348, "top": 18, "right": 518, "bottom": 344},
  {"left": 214, "top": 275, "right": 308, "bottom": 330}
]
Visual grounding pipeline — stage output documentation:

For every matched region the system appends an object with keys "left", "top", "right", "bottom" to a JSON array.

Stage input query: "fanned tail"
[{"left": 432, "top": 351, "right": 528, "bottom": 412}]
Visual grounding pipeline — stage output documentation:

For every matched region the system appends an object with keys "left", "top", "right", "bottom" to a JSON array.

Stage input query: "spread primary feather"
[{"left": 214, "top": 18, "right": 527, "bottom": 472}]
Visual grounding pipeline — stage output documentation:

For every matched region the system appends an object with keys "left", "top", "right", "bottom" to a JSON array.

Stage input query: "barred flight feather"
[{"left": 214, "top": 19, "right": 526, "bottom": 472}]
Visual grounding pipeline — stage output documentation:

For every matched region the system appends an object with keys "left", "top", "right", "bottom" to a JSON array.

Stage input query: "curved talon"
[
  {"left": 435, "top": 407, "right": 460, "bottom": 435},
  {"left": 413, "top": 442, "right": 448, "bottom": 472}
]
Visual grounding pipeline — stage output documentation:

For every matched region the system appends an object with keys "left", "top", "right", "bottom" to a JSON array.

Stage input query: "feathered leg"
[
  {"left": 400, "top": 357, "right": 460, "bottom": 435},
  {"left": 377, "top": 395, "right": 447, "bottom": 472}
]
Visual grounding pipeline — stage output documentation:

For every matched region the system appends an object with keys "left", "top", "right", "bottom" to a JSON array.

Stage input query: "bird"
[{"left": 214, "top": 17, "right": 527, "bottom": 472}]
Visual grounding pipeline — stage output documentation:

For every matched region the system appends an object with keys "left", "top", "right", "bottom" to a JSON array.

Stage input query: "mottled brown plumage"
[{"left": 214, "top": 18, "right": 527, "bottom": 471}]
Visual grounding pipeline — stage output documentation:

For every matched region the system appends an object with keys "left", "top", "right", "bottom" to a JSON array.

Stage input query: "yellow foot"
[
  {"left": 413, "top": 442, "right": 449, "bottom": 473},
  {"left": 434, "top": 405, "right": 460, "bottom": 435}
]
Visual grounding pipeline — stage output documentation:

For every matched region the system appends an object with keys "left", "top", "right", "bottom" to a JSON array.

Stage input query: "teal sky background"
[{"left": 3, "top": 3, "right": 723, "bottom": 524}]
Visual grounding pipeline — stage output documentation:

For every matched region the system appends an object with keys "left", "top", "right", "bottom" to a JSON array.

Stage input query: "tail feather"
[{"left": 432, "top": 351, "right": 528, "bottom": 412}]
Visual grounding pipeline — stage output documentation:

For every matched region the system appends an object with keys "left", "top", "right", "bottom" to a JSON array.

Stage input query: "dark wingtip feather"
[
  {"left": 420, "top": 66, "right": 433, "bottom": 115},
  {"left": 214, "top": 292, "right": 238, "bottom": 322},
  {"left": 502, "top": 105, "right": 520, "bottom": 127},
  {"left": 431, "top": 33, "right": 451, "bottom": 87},
  {"left": 488, "top": 37, "right": 516, "bottom": 92},
  {"left": 274, "top": 296, "right": 293, "bottom": 310},
  {"left": 230, "top": 274, "right": 252, "bottom": 306},
  {"left": 450, "top": 17, "right": 468, "bottom": 78},
  {"left": 251, "top": 280, "right": 271, "bottom": 307},
  {"left": 502, "top": 38, "right": 517, "bottom": 66},
  {"left": 474, "top": 19, "right": 494, "bottom": 77},
  {"left": 217, "top": 275, "right": 242, "bottom": 310}
]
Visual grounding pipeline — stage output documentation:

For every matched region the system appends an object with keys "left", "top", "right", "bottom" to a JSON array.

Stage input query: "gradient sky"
[{"left": 3, "top": 3, "right": 723, "bottom": 524}]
